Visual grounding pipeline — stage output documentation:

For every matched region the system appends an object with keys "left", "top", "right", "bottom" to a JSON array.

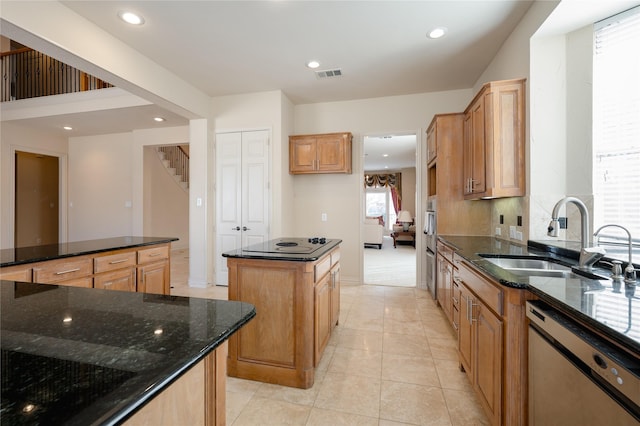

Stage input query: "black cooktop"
[{"left": 243, "top": 237, "right": 331, "bottom": 254}]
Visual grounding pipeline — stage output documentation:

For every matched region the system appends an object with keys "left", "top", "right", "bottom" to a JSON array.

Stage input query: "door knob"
[
  {"left": 232, "top": 226, "right": 240, "bottom": 231},
  {"left": 242, "top": 226, "right": 251, "bottom": 231}
]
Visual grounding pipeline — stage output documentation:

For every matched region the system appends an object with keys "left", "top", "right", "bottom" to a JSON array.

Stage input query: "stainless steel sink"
[
  {"left": 481, "top": 256, "right": 576, "bottom": 277},
  {"left": 480, "top": 256, "right": 609, "bottom": 280}
]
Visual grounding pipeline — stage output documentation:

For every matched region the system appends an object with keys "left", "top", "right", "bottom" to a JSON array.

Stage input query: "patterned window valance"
[{"left": 364, "top": 173, "right": 402, "bottom": 192}]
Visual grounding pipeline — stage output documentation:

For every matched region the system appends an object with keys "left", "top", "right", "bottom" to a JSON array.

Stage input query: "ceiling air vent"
[{"left": 315, "top": 68, "right": 343, "bottom": 79}]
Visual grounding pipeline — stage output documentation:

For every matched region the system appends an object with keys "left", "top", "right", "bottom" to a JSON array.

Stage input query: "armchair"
[{"left": 364, "top": 217, "right": 383, "bottom": 249}]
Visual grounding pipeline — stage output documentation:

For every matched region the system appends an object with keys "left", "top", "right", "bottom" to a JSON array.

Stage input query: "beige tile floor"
[{"left": 170, "top": 249, "right": 489, "bottom": 425}]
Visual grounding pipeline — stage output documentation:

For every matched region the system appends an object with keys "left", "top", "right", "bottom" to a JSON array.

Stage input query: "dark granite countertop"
[
  {"left": 0, "top": 281, "right": 255, "bottom": 425},
  {"left": 222, "top": 237, "right": 342, "bottom": 262},
  {"left": 439, "top": 235, "right": 639, "bottom": 354},
  {"left": 1, "top": 237, "right": 179, "bottom": 267}
]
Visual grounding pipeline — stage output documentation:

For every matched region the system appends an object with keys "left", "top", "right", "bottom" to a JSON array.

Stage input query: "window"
[
  {"left": 365, "top": 187, "right": 396, "bottom": 231},
  {"left": 593, "top": 6, "right": 640, "bottom": 246}
]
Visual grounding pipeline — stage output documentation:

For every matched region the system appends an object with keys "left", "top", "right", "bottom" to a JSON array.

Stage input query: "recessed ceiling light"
[
  {"left": 153, "top": 117, "right": 165, "bottom": 122},
  {"left": 383, "top": 154, "right": 389, "bottom": 157},
  {"left": 63, "top": 126, "right": 73, "bottom": 131},
  {"left": 118, "top": 11, "right": 145, "bottom": 25},
  {"left": 428, "top": 27, "right": 447, "bottom": 39},
  {"left": 306, "top": 60, "right": 320, "bottom": 69}
]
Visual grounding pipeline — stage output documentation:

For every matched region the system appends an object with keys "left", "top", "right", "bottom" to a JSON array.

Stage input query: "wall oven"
[
  {"left": 526, "top": 300, "right": 639, "bottom": 425},
  {"left": 424, "top": 210, "right": 436, "bottom": 299}
]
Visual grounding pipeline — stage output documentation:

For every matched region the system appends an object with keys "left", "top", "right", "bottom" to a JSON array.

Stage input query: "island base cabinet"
[
  {"left": 125, "top": 342, "right": 227, "bottom": 426},
  {"left": 314, "top": 273, "right": 331, "bottom": 365},
  {"left": 94, "top": 267, "right": 136, "bottom": 292},
  {"left": 137, "top": 261, "right": 169, "bottom": 295}
]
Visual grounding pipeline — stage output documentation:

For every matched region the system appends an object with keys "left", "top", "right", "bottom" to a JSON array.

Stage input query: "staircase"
[{"left": 157, "top": 146, "right": 189, "bottom": 191}]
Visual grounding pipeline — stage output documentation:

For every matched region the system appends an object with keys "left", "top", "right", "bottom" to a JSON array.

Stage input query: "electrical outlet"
[
  {"left": 509, "top": 226, "right": 516, "bottom": 239},
  {"left": 321, "top": 213, "right": 327, "bottom": 222},
  {"left": 515, "top": 231, "right": 523, "bottom": 241},
  {"left": 495, "top": 227, "right": 501, "bottom": 236}
]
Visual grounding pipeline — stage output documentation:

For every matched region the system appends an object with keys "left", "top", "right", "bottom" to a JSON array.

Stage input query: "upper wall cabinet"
[
  {"left": 289, "top": 132, "right": 352, "bottom": 174},
  {"left": 463, "top": 79, "right": 526, "bottom": 200}
]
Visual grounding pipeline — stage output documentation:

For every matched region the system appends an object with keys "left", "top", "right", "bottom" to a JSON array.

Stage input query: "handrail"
[
  {"left": 158, "top": 146, "right": 189, "bottom": 189},
  {"left": 1, "top": 46, "right": 113, "bottom": 102}
]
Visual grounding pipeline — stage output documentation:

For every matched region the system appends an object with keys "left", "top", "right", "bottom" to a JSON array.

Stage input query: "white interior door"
[{"left": 215, "top": 130, "right": 270, "bottom": 285}]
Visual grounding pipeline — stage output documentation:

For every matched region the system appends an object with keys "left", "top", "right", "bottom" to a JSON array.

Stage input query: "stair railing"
[
  {"left": 158, "top": 145, "right": 189, "bottom": 188},
  {"left": 1, "top": 47, "right": 112, "bottom": 102}
]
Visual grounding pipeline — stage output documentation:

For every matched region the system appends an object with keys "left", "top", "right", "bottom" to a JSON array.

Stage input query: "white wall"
[
  {"left": 293, "top": 89, "right": 472, "bottom": 284},
  {"left": 0, "top": 122, "right": 68, "bottom": 248},
  {"left": 68, "top": 133, "right": 133, "bottom": 240}
]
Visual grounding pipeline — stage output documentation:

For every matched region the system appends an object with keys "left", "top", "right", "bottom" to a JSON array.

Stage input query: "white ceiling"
[
  {"left": 2, "top": 0, "right": 537, "bottom": 170},
  {"left": 364, "top": 134, "right": 417, "bottom": 172}
]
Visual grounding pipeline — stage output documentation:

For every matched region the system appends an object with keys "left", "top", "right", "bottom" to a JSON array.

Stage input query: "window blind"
[{"left": 593, "top": 6, "right": 640, "bottom": 245}]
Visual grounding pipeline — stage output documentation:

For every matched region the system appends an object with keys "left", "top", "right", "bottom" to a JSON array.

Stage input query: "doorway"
[
  {"left": 14, "top": 151, "right": 59, "bottom": 247},
  {"left": 362, "top": 133, "right": 417, "bottom": 287}
]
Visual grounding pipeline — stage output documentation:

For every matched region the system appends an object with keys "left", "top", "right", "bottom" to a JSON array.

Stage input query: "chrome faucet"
[
  {"left": 594, "top": 224, "right": 637, "bottom": 284},
  {"left": 547, "top": 196, "right": 605, "bottom": 269}
]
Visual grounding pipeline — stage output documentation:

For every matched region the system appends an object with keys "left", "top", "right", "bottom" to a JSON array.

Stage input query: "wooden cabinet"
[
  {"left": 0, "top": 264, "right": 32, "bottom": 282},
  {"left": 33, "top": 256, "right": 94, "bottom": 287},
  {"left": 330, "top": 263, "right": 340, "bottom": 327},
  {"left": 458, "top": 281, "right": 502, "bottom": 426},
  {"left": 462, "top": 78, "right": 526, "bottom": 200},
  {"left": 94, "top": 267, "right": 136, "bottom": 292},
  {"left": 137, "top": 246, "right": 170, "bottom": 295},
  {"left": 1, "top": 242, "right": 172, "bottom": 295},
  {"left": 436, "top": 241, "right": 458, "bottom": 329},
  {"left": 314, "top": 273, "right": 331, "bottom": 364},
  {"left": 126, "top": 342, "right": 227, "bottom": 426},
  {"left": 426, "top": 114, "right": 491, "bottom": 236},
  {"left": 289, "top": 132, "right": 352, "bottom": 174},
  {"left": 226, "top": 246, "right": 340, "bottom": 389}
]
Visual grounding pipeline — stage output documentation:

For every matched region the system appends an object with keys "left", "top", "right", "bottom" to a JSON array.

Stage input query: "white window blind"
[{"left": 593, "top": 6, "right": 640, "bottom": 245}]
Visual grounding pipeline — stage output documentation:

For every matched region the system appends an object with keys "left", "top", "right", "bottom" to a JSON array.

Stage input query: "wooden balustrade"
[
  {"left": 1, "top": 48, "right": 112, "bottom": 102},
  {"left": 158, "top": 145, "right": 190, "bottom": 188}
]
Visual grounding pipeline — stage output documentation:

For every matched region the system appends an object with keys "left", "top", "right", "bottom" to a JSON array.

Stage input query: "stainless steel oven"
[
  {"left": 526, "top": 300, "right": 639, "bottom": 425},
  {"left": 424, "top": 210, "right": 437, "bottom": 299}
]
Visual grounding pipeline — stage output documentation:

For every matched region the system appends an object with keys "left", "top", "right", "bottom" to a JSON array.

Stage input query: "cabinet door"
[
  {"left": 464, "top": 95, "right": 487, "bottom": 196},
  {"left": 138, "top": 261, "right": 169, "bottom": 294},
  {"left": 330, "top": 264, "right": 340, "bottom": 327},
  {"left": 475, "top": 302, "right": 503, "bottom": 426},
  {"left": 458, "top": 283, "right": 473, "bottom": 381},
  {"left": 427, "top": 123, "right": 437, "bottom": 164},
  {"left": 289, "top": 136, "right": 317, "bottom": 173},
  {"left": 314, "top": 274, "right": 331, "bottom": 366},
  {"left": 316, "top": 134, "right": 351, "bottom": 173},
  {"left": 95, "top": 267, "right": 136, "bottom": 292}
]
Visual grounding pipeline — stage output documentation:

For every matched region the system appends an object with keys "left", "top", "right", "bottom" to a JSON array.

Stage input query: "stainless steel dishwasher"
[{"left": 526, "top": 300, "right": 640, "bottom": 425}]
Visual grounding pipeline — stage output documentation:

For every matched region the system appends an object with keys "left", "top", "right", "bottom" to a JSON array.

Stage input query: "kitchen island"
[
  {"left": 222, "top": 237, "right": 341, "bottom": 389},
  {"left": 0, "top": 237, "right": 178, "bottom": 294},
  {"left": 0, "top": 280, "right": 255, "bottom": 425}
]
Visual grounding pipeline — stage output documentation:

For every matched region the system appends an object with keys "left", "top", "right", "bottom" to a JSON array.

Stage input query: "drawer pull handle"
[
  {"left": 148, "top": 253, "right": 161, "bottom": 257},
  {"left": 55, "top": 268, "right": 80, "bottom": 275},
  {"left": 109, "top": 259, "right": 128, "bottom": 264}
]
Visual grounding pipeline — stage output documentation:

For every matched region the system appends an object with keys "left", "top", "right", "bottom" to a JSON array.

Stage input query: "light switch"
[
  {"left": 196, "top": 197, "right": 203, "bottom": 207},
  {"left": 321, "top": 213, "right": 327, "bottom": 222}
]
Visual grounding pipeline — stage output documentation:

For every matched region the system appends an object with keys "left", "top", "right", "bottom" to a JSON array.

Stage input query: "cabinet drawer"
[
  {"left": 437, "top": 241, "right": 454, "bottom": 262},
  {"left": 33, "top": 257, "right": 93, "bottom": 284},
  {"left": 138, "top": 245, "right": 169, "bottom": 264},
  {"left": 95, "top": 267, "right": 136, "bottom": 292},
  {"left": 56, "top": 277, "right": 93, "bottom": 288},
  {"left": 456, "top": 259, "right": 503, "bottom": 316},
  {"left": 0, "top": 265, "right": 32, "bottom": 282},
  {"left": 94, "top": 251, "right": 136, "bottom": 273},
  {"left": 330, "top": 249, "right": 340, "bottom": 267},
  {"left": 315, "top": 255, "right": 331, "bottom": 282}
]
